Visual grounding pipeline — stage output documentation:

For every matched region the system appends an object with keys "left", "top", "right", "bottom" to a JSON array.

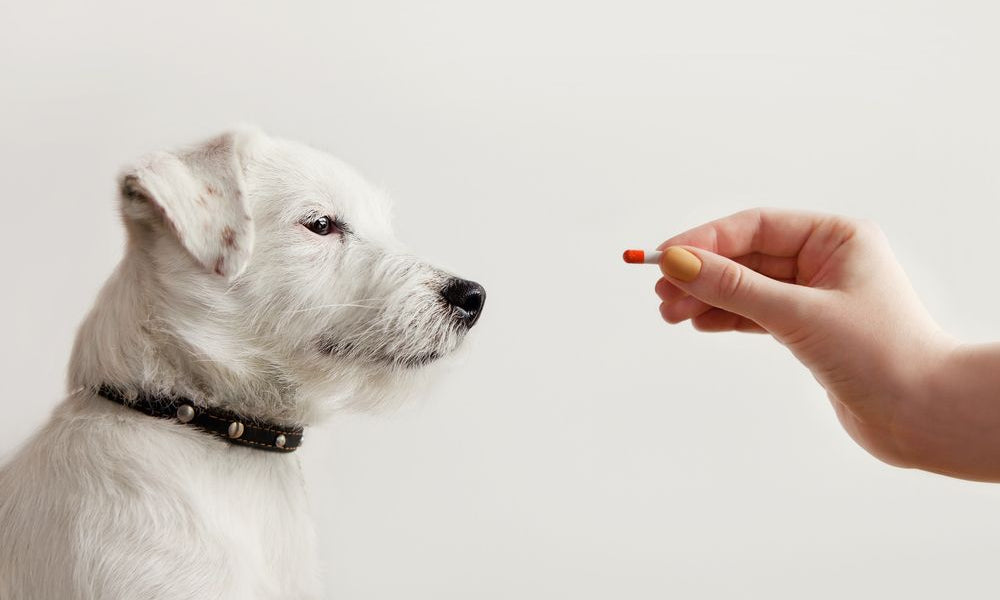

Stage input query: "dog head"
[{"left": 114, "top": 128, "right": 484, "bottom": 419}]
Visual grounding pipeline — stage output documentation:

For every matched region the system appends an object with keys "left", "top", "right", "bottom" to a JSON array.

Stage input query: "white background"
[{"left": 3, "top": 1, "right": 1000, "bottom": 598}]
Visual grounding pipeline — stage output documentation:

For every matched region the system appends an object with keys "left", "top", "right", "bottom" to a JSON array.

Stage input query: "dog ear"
[{"left": 119, "top": 128, "right": 263, "bottom": 280}]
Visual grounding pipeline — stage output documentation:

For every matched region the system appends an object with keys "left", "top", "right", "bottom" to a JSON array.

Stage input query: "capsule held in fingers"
[{"left": 622, "top": 249, "right": 663, "bottom": 265}]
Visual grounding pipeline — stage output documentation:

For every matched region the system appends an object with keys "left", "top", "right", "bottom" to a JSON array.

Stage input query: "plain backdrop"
[{"left": 3, "top": 1, "right": 1000, "bottom": 598}]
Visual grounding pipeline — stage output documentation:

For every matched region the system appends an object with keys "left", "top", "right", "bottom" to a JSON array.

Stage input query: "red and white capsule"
[{"left": 622, "top": 249, "right": 663, "bottom": 265}]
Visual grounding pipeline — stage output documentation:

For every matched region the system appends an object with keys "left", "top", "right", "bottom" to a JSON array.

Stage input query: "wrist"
[
  {"left": 887, "top": 337, "right": 1000, "bottom": 480},
  {"left": 878, "top": 331, "right": 960, "bottom": 471}
]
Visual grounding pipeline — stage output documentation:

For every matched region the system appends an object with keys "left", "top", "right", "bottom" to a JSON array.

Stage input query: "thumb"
[{"left": 658, "top": 246, "right": 813, "bottom": 330}]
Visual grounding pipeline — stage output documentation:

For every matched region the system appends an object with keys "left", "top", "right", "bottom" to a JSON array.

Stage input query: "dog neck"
[{"left": 68, "top": 250, "right": 304, "bottom": 424}]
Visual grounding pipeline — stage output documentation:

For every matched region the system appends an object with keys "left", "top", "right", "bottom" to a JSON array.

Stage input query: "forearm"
[{"left": 896, "top": 343, "right": 1000, "bottom": 482}]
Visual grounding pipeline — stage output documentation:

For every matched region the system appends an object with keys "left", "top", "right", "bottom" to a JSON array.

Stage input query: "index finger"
[{"left": 657, "top": 208, "right": 834, "bottom": 258}]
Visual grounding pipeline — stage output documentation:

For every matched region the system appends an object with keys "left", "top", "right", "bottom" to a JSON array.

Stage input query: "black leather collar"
[{"left": 96, "top": 385, "right": 304, "bottom": 453}]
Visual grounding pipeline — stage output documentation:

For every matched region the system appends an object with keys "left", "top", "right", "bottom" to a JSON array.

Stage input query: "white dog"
[{"left": 0, "top": 128, "right": 485, "bottom": 599}]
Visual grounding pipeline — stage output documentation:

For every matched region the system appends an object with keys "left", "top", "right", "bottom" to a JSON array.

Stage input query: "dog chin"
[
  {"left": 379, "top": 351, "right": 442, "bottom": 369},
  {"left": 317, "top": 339, "right": 446, "bottom": 370}
]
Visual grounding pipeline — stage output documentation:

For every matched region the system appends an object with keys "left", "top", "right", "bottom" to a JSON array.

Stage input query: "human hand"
[{"left": 654, "top": 208, "right": 961, "bottom": 474}]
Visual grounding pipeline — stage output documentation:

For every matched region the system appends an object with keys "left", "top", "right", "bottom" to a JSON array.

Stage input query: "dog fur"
[{"left": 0, "top": 128, "right": 482, "bottom": 599}]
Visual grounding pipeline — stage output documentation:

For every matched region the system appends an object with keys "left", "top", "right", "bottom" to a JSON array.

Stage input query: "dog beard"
[{"left": 315, "top": 300, "right": 466, "bottom": 370}]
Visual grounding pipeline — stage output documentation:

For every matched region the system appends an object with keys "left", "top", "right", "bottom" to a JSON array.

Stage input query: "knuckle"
[
  {"left": 715, "top": 262, "right": 747, "bottom": 301},
  {"left": 854, "top": 217, "right": 882, "bottom": 235},
  {"left": 847, "top": 217, "right": 885, "bottom": 241},
  {"left": 861, "top": 220, "right": 888, "bottom": 244},
  {"left": 734, "top": 207, "right": 763, "bottom": 220}
]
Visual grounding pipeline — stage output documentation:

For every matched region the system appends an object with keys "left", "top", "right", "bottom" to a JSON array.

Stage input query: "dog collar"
[{"left": 96, "top": 385, "right": 304, "bottom": 453}]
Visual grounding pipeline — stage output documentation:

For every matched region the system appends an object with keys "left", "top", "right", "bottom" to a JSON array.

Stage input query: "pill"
[{"left": 622, "top": 249, "right": 662, "bottom": 264}]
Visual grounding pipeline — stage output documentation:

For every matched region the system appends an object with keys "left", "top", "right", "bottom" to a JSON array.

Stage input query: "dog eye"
[{"left": 303, "top": 216, "right": 342, "bottom": 236}]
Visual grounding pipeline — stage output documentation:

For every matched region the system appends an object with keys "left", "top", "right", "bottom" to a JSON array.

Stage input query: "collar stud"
[
  {"left": 177, "top": 404, "right": 196, "bottom": 423},
  {"left": 227, "top": 421, "right": 245, "bottom": 439}
]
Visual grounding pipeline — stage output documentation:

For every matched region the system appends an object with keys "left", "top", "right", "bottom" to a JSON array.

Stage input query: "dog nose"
[{"left": 441, "top": 278, "right": 486, "bottom": 327}]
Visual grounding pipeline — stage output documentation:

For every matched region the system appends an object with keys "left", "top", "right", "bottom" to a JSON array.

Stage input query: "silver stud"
[
  {"left": 228, "top": 421, "right": 245, "bottom": 439},
  {"left": 176, "top": 404, "right": 195, "bottom": 423},
  {"left": 275, "top": 434, "right": 287, "bottom": 449}
]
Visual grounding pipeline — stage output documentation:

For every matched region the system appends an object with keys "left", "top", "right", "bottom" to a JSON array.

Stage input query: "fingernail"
[{"left": 659, "top": 247, "right": 702, "bottom": 282}]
